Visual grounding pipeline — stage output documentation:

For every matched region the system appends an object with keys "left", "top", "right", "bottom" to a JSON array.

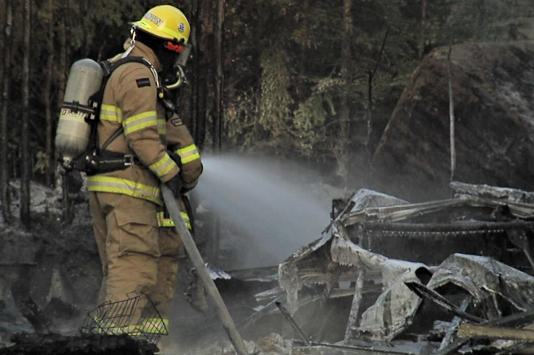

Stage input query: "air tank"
[{"left": 55, "top": 58, "right": 104, "bottom": 168}]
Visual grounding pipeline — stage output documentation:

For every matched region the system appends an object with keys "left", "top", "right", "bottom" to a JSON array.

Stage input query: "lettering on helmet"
[
  {"left": 144, "top": 13, "right": 163, "bottom": 27},
  {"left": 178, "top": 23, "right": 186, "bottom": 33}
]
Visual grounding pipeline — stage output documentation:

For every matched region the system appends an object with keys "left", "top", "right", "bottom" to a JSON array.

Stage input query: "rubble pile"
[
  {"left": 262, "top": 182, "right": 534, "bottom": 354},
  {"left": 4, "top": 181, "right": 534, "bottom": 354},
  {"left": 180, "top": 333, "right": 292, "bottom": 355}
]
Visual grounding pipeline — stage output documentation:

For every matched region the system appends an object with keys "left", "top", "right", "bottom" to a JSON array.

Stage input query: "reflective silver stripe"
[
  {"left": 149, "top": 153, "right": 176, "bottom": 178},
  {"left": 123, "top": 111, "right": 158, "bottom": 135},
  {"left": 176, "top": 144, "right": 200, "bottom": 164},
  {"left": 100, "top": 104, "right": 123, "bottom": 123}
]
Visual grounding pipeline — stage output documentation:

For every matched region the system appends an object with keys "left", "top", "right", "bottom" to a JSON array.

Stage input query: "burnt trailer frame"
[
  {"left": 336, "top": 182, "right": 534, "bottom": 270},
  {"left": 274, "top": 182, "right": 534, "bottom": 354}
]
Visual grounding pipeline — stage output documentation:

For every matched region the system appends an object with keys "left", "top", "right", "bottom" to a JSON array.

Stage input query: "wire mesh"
[{"left": 80, "top": 293, "right": 168, "bottom": 344}]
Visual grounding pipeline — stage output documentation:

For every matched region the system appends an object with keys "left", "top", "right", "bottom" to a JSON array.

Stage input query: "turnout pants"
[
  {"left": 149, "top": 226, "right": 185, "bottom": 323},
  {"left": 89, "top": 191, "right": 185, "bottom": 326},
  {"left": 89, "top": 192, "right": 160, "bottom": 323}
]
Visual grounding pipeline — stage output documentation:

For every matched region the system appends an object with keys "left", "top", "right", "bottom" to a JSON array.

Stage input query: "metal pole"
[
  {"left": 161, "top": 183, "right": 249, "bottom": 355},
  {"left": 275, "top": 301, "right": 311, "bottom": 346}
]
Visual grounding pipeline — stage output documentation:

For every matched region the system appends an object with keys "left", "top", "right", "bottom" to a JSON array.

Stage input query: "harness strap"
[
  {"left": 95, "top": 150, "right": 143, "bottom": 174},
  {"left": 88, "top": 56, "right": 162, "bottom": 174}
]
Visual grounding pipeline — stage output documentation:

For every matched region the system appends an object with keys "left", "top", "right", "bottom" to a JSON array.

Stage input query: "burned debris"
[
  {"left": 1, "top": 294, "right": 166, "bottom": 355},
  {"left": 4, "top": 181, "right": 534, "bottom": 355},
  {"left": 255, "top": 182, "right": 534, "bottom": 354},
  {"left": 2, "top": 333, "right": 158, "bottom": 355}
]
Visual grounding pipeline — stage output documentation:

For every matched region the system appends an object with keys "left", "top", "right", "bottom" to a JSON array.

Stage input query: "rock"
[{"left": 372, "top": 41, "right": 534, "bottom": 201}]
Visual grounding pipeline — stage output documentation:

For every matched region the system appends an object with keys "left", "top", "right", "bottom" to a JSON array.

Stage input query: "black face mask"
[
  {"left": 134, "top": 30, "right": 176, "bottom": 71},
  {"left": 151, "top": 45, "right": 175, "bottom": 71}
]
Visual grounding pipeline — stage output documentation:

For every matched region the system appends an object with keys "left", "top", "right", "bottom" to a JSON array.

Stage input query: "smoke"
[{"left": 194, "top": 154, "right": 336, "bottom": 269}]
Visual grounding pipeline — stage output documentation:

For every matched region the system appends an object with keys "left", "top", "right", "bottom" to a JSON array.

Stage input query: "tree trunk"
[
  {"left": 0, "top": 0, "right": 13, "bottom": 224},
  {"left": 206, "top": 0, "right": 225, "bottom": 266},
  {"left": 418, "top": 0, "right": 426, "bottom": 60},
  {"left": 57, "top": 1, "right": 68, "bottom": 110},
  {"left": 185, "top": 0, "right": 198, "bottom": 140},
  {"left": 79, "top": 0, "right": 89, "bottom": 57},
  {"left": 194, "top": 0, "right": 214, "bottom": 151},
  {"left": 214, "top": 0, "right": 224, "bottom": 153},
  {"left": 57, "top": 1, "right": 71, "bottom": 223},
  {"left": 336, "top": 0, "right": 352, "bottom": 184},
  {"left": 44, "top": 0, "right": 54, "bottom": 187},
  {"left": 178, "top": 2, "right": 195, "bottom": 139},
  {"left": 20, "top": 0, "right": 32, "bottom": 227}
]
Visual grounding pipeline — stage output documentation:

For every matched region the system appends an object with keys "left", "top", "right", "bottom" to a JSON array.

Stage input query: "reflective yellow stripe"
[
  {"left": 136, "top": 318, "right": 169, "bottom": 334},
  {"left": 123, "top": 111, "right": 157, "bottom": 135},
  {"left": 149, "top": 154, "right": 176, "bottom": 178},
  {"left": 92, "top": 316, "right": 169, "bottom": 335},
  {"left": 100, "top": 104, "right": 122, "bottom": 123},
  {"left": 176, "top": 144, "right": 200, "bottom": 164},
  {"left": 157, "top": 118, "right": 166, "bottom": 135},
  {"left": 157, "top": 211, "right": 191, "bottom": 229},
  {"left": 136, "top": 19, "right": 180, "bottom": 40},
  {"left": 161, "top": 26, "right": 180, "bottom": 40},
  {"left": 88, "top": 176, "right": 162, "bottom": 205}
]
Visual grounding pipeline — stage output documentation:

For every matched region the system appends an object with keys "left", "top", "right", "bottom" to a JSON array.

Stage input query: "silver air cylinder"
[{"left": 55, "top": 58, "right": 104, "bottom": 167}]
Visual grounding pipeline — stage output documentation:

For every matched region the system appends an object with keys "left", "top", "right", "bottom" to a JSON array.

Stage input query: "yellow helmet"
[{"left": 132, "top": 5, "right": 190, "bottom": 44}]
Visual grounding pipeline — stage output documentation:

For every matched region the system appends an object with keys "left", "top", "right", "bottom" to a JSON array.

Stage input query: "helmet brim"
[{"left": 130, "top": 21, "right": 188, "bottom": 44}]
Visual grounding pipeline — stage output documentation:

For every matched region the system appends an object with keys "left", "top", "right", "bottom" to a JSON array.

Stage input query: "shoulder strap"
[
  {"left": 103, "top": 56, "right": 161, "bottom": 86},
  {"left": 93, "top": 56, "right": 163, "bottom": 151},
  {"left": 92, "top": 56, "right": 161, "bottom": 113}
]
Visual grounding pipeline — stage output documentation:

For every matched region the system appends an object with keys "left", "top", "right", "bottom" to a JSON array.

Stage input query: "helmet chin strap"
[{"left": 122, "top": 29, "right": 137, "bottom": 58}]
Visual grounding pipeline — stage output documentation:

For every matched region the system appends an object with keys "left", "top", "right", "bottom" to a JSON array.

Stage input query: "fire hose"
[{"left": 161, "top": 183, "right": 249, "bottom": 355}]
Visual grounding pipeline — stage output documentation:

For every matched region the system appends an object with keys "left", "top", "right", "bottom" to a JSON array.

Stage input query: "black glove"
[
  {"left": 167, "top": 150, "right": 182, "bottom": 169},
  {"left": 167, "top": 174, "right": 182, "bottom": 197}
]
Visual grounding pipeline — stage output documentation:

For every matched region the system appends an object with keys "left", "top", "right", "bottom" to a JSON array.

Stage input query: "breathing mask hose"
[
  {"left": 164, "top": 43, "right": 192, "bottom": 90},
  {"left": 164, "top": 65, "right": 187, "bottom": 90}
]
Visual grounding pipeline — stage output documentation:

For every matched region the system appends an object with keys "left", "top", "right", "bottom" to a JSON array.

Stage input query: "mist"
[{"left": 194, "top": 154, "right": 338, "bottom": 269}]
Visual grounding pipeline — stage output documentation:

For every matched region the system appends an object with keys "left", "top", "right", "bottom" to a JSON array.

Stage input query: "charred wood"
[
  {"left": 434, "top": 307, "right": 534, "bottom": 354},
  {"left": 292, "top": 340, "right": 431, "bottom": 355},
  {"left": 458, "top": 322, "right": 534, "bottom": 341},
  {"left": 2, "top": 333, "right": 158, "bottom": 355}
]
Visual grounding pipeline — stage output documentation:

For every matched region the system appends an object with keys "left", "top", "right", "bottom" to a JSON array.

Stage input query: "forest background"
[{"left": 0, "top": 0, "right": 532, "bottom": 227}]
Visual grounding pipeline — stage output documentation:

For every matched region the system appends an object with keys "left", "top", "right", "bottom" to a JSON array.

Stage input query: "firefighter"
[{"left": 87, "top": 4, "right": 201, "bottom": 330}]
